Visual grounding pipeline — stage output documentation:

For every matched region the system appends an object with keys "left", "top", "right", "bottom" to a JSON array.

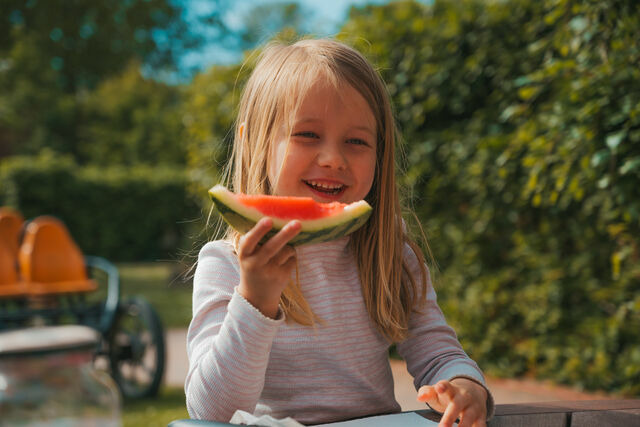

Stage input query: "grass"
[
  {"left": 116, "top": 262, "right": 193, "bottom": 329},
  {"left": 122, "top": 386, "right": 189, "bottom": 426}
]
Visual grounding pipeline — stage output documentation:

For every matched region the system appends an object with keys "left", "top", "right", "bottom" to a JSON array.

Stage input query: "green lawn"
[
  {"left": 116, "top": 262, "right": 193, "bottom": 329},
  {"left": 122, "top": 386, "right": 189, "bottom": 426}
]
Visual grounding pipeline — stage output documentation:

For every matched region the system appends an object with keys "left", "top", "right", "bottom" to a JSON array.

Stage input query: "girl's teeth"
[
  {"left": 307, "top": 180, "right": 342, "bottom": 190},
  {"left": 305, "top": 180, "right": 344, "bottom": 193}
]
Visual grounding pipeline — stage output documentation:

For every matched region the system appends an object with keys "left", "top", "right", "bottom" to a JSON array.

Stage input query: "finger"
[
  {"left": 457, "top": 411, "right": 475, "bottom": 427},
  {"left": 273, "top": 244, "right": 296, "bottom": 266},
  {"left": 457, "top": 414, "right": 469, "bottom": 427},
  {"left": 238, "top": 218, "right": 273, "bottom": 257},
  {"left": 260, "top": 220, "right": 301, "bottom": 259},
  {"left": 439, "top": 400, "right": 462, "bottom": 427},
  {"left": 281, "top": 253, "right": 298, "bottom": 272},
  {"left": 417, "top": 385, "right": 439, "bottom": 406},
  {"left": 459, "top": 412, "right": 487, "bottom": 427},
  {"left": 435, "top": 380, "right": 456, "bottom": 404},
  {"left": 461, "top": 404, "right": 485, "bottom": 427},
  {"left": 418, "top": 384, "right": 450, "bottom": 412}
]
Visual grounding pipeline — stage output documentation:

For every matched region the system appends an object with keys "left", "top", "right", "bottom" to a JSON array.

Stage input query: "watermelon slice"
[{"left": 208, "top": 184, "right": 372, "bottom": 245}]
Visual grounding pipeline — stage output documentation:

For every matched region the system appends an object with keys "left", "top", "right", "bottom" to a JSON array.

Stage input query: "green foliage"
[
  {"left": 1, "top": 0, "right": 192, "bottom": 91},
  {"left": 344, "top": 0, "right": 640, "bottom": 395},
  {"left": 0, "top": 151, "right": 200, "bottom": 261},
  {"left": 0, "top": 0, "right": 196, "bottom": 161},
  {"left": 182, "top": 62, "right": 243, "bottom": 201},
  {"left": 79, "top": 61, "right": 186, "bottom": 166}
]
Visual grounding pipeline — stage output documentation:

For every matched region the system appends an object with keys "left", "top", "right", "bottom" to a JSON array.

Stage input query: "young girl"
[{"left": 186, "top": 38, "right": 494, "bottom": 427}]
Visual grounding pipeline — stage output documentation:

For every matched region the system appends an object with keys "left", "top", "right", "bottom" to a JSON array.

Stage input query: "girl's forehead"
[
  {"left": 302, "top": 74, "right": 347, "bottom": 97},
  {"left": 295, "top": 79, "right": 372, "bottom": 117},
  {"left": 274, "top": 69, "right": 379, "bottom": 135}
]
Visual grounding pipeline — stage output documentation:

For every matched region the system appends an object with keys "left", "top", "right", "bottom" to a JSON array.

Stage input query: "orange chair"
[
  {"left": 0, "top": 207, "right": 24, "bottom": 257},
  {"left": 0, "top": 242, "right": 27, "bottom": 298},
  {"left": 18, "top": 216, "right": 97, "bottom": 296}
]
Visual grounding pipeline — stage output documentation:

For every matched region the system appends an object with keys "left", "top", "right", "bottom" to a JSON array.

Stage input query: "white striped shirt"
[{"left": 185, "top": 236, "right": 494, "bottom": 424}]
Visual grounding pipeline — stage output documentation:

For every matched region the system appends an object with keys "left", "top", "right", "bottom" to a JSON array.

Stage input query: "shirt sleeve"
[
  {"left": 185, "top": 241, "right": 285, "bottom": 422},
  {"left": 396, "top": 244, "right": 495, "bottom": 419}
]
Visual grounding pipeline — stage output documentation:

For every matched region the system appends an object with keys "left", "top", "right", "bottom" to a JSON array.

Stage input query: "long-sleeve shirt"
[{"left": 185, "top": 236, "right": 494, "bottom": 425}]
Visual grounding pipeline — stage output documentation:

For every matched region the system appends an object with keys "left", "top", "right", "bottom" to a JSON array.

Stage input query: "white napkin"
[{"left": 229, "top": 410, "right": 305, "bottom": 427}]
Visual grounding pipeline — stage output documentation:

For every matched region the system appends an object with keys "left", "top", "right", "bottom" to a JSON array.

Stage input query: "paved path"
[{"left": 165, "top": 329, "right": 613, "bottom": 411}]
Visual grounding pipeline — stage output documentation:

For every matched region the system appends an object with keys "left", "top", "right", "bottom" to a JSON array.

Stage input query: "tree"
[
  {"left": 0, "top": 0, "right": 224, "bottom": 160},
  {"left": 181, "top": 62, "right": 244, "bottom": 200},
  {"left": 0, "top": 0, "right": 208, "bottom": 92},
  {"left": 79, "top": 61, "right": 186, "bottom": 166}
]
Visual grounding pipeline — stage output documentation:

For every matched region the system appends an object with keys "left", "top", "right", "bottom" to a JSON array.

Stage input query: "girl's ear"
[{"left": 239, "top": 122, "right": 246, "bottom": 140}]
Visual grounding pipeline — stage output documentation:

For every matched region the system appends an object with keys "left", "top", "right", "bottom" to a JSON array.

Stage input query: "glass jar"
[{"left": 0, "top": 325, "right": 121, "bottom": 426}]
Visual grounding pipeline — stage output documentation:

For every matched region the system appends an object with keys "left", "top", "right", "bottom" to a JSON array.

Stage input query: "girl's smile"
[
  {"left": 268, "top": 79, "right": 377, "bottom": 204},
  {"left": 303, "top": 178, "right": 347, "bottom": 199}
]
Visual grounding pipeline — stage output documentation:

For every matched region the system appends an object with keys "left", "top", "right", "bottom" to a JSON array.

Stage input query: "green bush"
[
  {"left": 0, "top": 150, "right": 201, "bottom": 261},
  {"left": 344, "top": 0, "right": 640, "bottom": 395}
]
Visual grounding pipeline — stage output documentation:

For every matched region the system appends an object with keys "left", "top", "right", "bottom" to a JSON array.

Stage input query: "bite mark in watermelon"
[{"left": 208, "top": 184, "right": 372, "bottom": 245}]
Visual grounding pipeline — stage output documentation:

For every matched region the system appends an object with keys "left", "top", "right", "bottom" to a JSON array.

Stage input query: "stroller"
[{"left": 0, "top": 208, "right": 165, "bottom": 399}]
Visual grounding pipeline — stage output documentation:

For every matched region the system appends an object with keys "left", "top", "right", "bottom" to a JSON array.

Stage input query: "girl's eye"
[
  {"left": 293, "top": 131, "right": 319, "bottom": 139},
  {"left": 347, "top": 138, "right": 369, "bottom": 146}
]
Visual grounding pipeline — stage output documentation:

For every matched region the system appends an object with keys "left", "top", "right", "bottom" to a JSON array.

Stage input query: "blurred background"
[{"left": 1, "top": 0, "right": 639, "bottom": 424}]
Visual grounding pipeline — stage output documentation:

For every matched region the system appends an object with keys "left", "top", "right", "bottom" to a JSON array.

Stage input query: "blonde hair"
[{"left": 222, "top": 38, "right": 428, "bottom": 342}]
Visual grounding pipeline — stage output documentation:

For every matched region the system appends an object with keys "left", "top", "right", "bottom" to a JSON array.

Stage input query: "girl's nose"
[{"left": 316, "top": 141, "right": 347, "bottom": 170}]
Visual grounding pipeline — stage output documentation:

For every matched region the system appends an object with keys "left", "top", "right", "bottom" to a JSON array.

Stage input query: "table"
[
  {"left": 168, "top": 399, "right": 640, "bottom": 427},
  {"left": 486, "top": 399, "right": 640, "bottom": 427}
]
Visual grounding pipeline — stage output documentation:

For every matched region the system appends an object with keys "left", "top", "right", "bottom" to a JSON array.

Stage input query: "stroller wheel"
[{"left": 107, "top": 297, "right": 165, "bottom": 399}]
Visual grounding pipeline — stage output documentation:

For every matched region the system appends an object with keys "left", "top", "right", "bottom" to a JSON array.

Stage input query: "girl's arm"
[
  {"left": 184, "top": 241, "right": 283, "bottom": 421},
  {"left": 396, "top": 244, "right": 495, "bottom": 421},
  {"left": 185, "top": 219, "right": 301, "bottom": 422}
]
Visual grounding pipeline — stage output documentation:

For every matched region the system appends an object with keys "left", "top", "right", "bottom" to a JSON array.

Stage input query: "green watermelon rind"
[{"left": 208, "top": 184, "right": 372, "bottom": 246}]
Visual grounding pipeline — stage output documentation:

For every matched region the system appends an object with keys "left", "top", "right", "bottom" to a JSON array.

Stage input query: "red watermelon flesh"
[{"left": 235, "top": 194, "right": 347, "bottom": 221}]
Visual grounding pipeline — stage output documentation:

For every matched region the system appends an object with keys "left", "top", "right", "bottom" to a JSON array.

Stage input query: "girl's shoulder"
[
  {"left": 197, "top": 239, "right": 238, "bottom": 267},
  {"left": 192, "top": 240, "right": 239, "bottom": 301},
  {"left": 401, "top": 239, "right": 432, "bottom": 290},
  {"left": 401, "top": 240, "right": 423, "bottom": 269},
  {"left": 193, "top": 240, "right": 240, "bottom": 292}
]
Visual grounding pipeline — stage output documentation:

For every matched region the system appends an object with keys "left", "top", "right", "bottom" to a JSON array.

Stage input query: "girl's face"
[{"left": 268, "top": 80, "right": 377, "bottom": 204}]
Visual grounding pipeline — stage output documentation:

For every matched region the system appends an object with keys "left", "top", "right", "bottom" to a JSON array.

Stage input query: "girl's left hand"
[{"left": 417, "top": 378, "right": 488, "bottom": 427}]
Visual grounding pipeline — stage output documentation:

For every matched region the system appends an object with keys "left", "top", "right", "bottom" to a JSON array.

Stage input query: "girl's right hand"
[{"left": 237, "top": 217, "right": 301, "bottom": 319}]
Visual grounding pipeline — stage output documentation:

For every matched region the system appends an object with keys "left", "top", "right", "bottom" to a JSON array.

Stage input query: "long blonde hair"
[{"left": 222, "top": 38, "right": 428, "bottom": 342}]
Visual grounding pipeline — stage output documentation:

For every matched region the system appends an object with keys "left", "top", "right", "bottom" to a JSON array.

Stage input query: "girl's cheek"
[{"left": 267, "top": 139, "right": 287, "bottom": 188}]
